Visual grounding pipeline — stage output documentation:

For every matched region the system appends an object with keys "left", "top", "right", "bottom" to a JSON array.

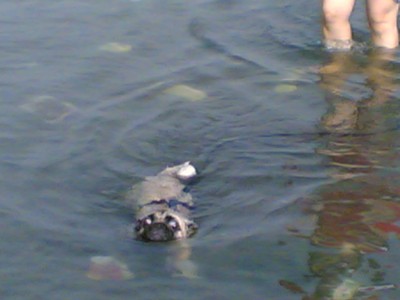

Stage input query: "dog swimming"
[{"left": 127, "top": 162, "right": 198, "bottom": 242}]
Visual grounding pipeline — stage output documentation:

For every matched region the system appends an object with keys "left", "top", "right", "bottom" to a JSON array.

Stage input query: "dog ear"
[{"left": 187, "top": 221, "right": 198, "bottom": 236}]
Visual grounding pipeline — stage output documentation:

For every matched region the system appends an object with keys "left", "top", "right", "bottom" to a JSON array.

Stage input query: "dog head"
[{"left": 135, "top": 210, "right": 198, "bottom": 242}]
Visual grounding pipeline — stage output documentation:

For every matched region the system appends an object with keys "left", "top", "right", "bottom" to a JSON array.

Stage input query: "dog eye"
[
  {"left": 168, "top": 219, "right": 178, "bottom": 228},
  {"left": 165, "top": 216, "right": 178, "bottom": 229},
  {"left": 144, "top": 217, "right": 153, "bottom": 225}
]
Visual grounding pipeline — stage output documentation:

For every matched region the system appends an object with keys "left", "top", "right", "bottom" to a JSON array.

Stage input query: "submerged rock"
[
  {"left": 20, "top": 95, "right": 76, "bottom": 123},
  {"left": 87, "top": 256, "right": 133, "bottom": 281},
  {"left": 99, "top": 42, "right": 132, "bottom": 53},
  {"left": 274, "top": 84, "right": 298, "bottom": 94},
  {"left": 164, "top": 84, "right": 207, "bottom": 101}
]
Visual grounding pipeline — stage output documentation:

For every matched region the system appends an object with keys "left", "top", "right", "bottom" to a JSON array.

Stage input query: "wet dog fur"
[{"left": 127, "top": 162, "right": 198, "bottom": 242}]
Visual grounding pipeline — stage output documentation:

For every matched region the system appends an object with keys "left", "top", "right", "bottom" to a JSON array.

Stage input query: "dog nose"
[{"left": 145, "top": 223, "right": 174, "bottom": 242}]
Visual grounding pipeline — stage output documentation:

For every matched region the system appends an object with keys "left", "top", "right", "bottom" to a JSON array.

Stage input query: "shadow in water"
[{"left": 281, "top": 49, "right": 400, "bottom": 299}]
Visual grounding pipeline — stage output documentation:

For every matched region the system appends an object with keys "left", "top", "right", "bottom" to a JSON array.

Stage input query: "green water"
[{"left": 1, "top": 0, "right": 400, "bottom": 299}]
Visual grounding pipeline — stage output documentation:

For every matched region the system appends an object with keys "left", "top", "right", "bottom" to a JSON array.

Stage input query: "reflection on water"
[
  {"left": 282, "top": 50, "right": 400, "bottom": 299},
  {"left": 320, "top": 49, "right": 398, "bottom": 133}
]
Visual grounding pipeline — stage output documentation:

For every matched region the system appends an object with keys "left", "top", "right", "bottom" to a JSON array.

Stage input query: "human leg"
[
  {"left": 366, "top": 0, "right": 399, "bottom": 48},
  {"left": 321, "top": 0, "right": 357, "bottom": 49}
]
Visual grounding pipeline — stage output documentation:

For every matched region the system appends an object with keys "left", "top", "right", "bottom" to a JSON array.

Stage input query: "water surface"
[{"left": 1, "top": 0, "right": 400, "bottom": 299}]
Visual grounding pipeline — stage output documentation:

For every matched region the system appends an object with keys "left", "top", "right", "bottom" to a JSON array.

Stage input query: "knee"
[
  {"left": 323, "top": 11, "right": 345, "bottom": 23},
  {"left": 321, "top": 2, "right": 354, "bottom": 42},
  {"left": 323, "top": 11, "right": 347, "bottom": 24},
  {"left": 369, "top": 16, "right": 397, "bottom": 34},
  {"left": 322, "top": 1, "right": 352, "bottom": 23},
  {"left": 368, "top": 5, "right": 399, "bottom": 34}
]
